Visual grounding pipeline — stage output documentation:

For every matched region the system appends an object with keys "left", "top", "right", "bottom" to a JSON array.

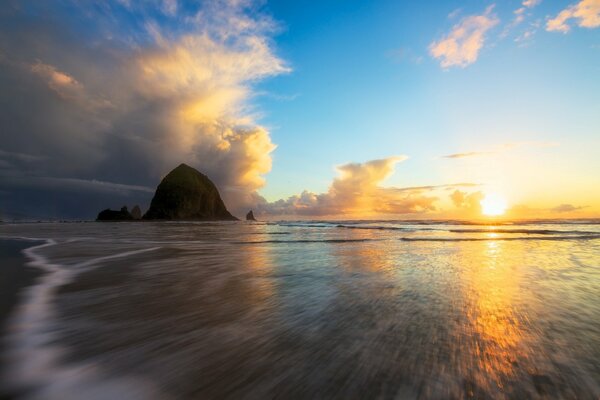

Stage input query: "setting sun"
[{"left": 480, "top": 193, "right": 508, "bottom": 216}]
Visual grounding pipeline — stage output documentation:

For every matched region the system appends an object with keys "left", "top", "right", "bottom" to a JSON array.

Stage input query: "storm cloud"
[{"left": 0, "top": 0, "right": 287, "bottom": 219}]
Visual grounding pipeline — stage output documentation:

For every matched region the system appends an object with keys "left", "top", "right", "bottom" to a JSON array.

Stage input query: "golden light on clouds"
[
  {"left": 429, "top": 6, "right": 499, "bottom": 68},
  {"left": 546, "top": 0, "right": 600, "bottom": 32}
]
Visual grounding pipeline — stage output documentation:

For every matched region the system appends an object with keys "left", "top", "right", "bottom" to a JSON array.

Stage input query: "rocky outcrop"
[
  {"left": 131, "top": 205, "right": 142, "bottom": 220},
  {"left": 143, "top": 164, "right": 238, "bottom": 221},
  {"left": 97, "top": 206, "right": 133, "bottom": 221},
  {"left": 246, "top": 210, "right": 256, "bottom": 221}
]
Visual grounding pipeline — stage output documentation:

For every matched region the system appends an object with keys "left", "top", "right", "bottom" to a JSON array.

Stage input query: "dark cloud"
[{"left": 0, "top": 0, "right": 287, "bottom": 220}]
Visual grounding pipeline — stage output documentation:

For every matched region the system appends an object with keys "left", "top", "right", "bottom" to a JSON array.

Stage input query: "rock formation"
[
  {"left": 143, "top": 163, "right": 238, "bottom": 221},
  {"left": 131, "top": 205, "right": 142, "bottom": 220},
  {"left": 97, "top": 206, "right": 133, "bottom": 221},
  {"left": 246, "top": 210, "right": 256, "bottom": 221}
]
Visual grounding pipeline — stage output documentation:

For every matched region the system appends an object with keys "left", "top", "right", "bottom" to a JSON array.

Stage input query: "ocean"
[{"left": 1, "top": 220, "right": 599, "bottom": 399}]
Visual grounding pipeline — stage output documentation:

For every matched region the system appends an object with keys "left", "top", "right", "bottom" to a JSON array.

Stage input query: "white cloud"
[
  {"left": 257, "top": 157, "right": 444, "bottom": 217},
  {"left": 161, "top": 0, "right": 178, "bottom": 16},
  {"left": 442, "top": 141, "right": 559, "bottom": 159},
  {"left": 523, "top": 0, "right": 542, "bottom": 8},
  {"left": 429, "top": 6, "right": 499, "bottom": 68},
  {"left": 547, "top": 0, "right": 600, "bottom": 32}
]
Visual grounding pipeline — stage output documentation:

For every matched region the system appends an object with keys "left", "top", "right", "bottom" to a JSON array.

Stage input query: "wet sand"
[
  {"left": 0, "top": 239, "right": 42, "bottom": 400},
  {"left": 0, "top": 222, "right": 599, "bottom": 398}
]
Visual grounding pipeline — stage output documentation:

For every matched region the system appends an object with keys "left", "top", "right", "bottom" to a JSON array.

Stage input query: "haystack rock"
[
  {"left": 97, "top": 206, "right": 133, "bottom": 221},
  {"left": 246, "top": 210, "right": 256, "bottom": 221},
  {"left": 131, "top": 205, "right": 142, "bottom": 220},
  {"left": 143, "top": 164, "right": 238, "bottom": 221}
]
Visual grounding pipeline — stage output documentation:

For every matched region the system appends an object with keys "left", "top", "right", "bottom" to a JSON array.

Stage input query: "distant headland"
[{"left": 97, "top": 164, "right": 241, "bottom": 221}]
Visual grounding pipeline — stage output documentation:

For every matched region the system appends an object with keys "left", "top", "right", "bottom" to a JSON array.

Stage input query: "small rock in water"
[
  {"left": 131, "top": 205, "right": 142, "bottom": 220},
  {"left": 96, "top": 206, "right": 133, "bottom": 221},
  {"left": 246, "top": 210, "right": 256, "bottom": 221}
]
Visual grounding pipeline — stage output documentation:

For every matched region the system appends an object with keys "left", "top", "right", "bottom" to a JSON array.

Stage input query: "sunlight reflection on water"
[{"left": 1, "top": 221, "right": 599, "bottom": 399}]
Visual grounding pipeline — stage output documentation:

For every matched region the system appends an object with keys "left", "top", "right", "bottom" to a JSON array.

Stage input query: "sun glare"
[{"left": 480, "top": 193, "right": 508, "bottom": 216}]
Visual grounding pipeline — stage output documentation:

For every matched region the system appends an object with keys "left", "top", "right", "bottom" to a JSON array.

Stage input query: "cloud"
[
  {"left": 161, "top": 0, "right": 178, "bottom": 16},
  {"left": 514, "top": 21, "right": 541, "bottom": 46},
  {"left": 509, "top": 0, "right": 542, "bottom": 30},
  {"left": 550, "top": 203, "right": 588, "bottom": 213},
  {"left": 442, "top": 141, "right": 558, "bottom": 160},
  {"left": 450, "top": 189, "right": 484, "bottom": 214},
  {"left": 256, "top": 157, "right": 469, "bottom": 217},
  {"left": 29, "top": 61, "right": 114, "bottom": 111},
  {"left": 0, "top": 149, "right": 46, "bottom": 163},
  {"left": 442, "top": 151, "right": 494, "bottom": 159},
  {"left": 429, "top": 6, "right": 499, "bottom": 68},
  {"left": 0, "top": 0, "right": 288, "bottom": 219},
  {"left": 547, "top": 0, "right": 600, "bottom": 32},
  {"left": 391, "top": 183, "right": 481, "bottom": 192},
  {"left": 255, "top": 156, "right": 481, "bottom": 217},
  {"left": 1, "top": 174, "right": 154, "bottom": 194}
]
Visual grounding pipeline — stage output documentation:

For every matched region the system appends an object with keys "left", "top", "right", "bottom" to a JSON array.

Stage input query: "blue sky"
[
  {"left": 0, "top": 0, "right": 598, "bottom": 219},
  {"left": 254, "top": 0, "right": 600, "bottom": 204}
]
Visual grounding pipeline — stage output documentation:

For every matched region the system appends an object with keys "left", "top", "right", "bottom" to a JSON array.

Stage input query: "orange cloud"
[
  {"left": 547, "top": 0, "right": 600, "bottom": 32},
  {"left": 450, "top": 189, "right": 484, "bottom": 215},
  {"left": 429, "top": 6, "right": 499, "bottom": 68},
  {"left": 510, "top": 0, "right": 542, "bottom": 30},
  {"left": 30, "top": 62, "right": 113, "bottom": 111},
  {"left": 130, "top": 27, "right": 287, "bottom": 213},
  {"left": 258, "top": 157, "right": 442, "bottom": 217}
]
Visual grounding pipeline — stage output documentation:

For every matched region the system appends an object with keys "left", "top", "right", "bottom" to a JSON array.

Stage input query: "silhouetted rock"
[
  {"left": 97, "top": 206, "right": 133, "bottom": 221},
  {"left": 131, "top": 205, "right": 142, "bottom": 220},
  {"left": 246, "top": 210, "right": 256, "bottom": 221},
  {"left": 143, "top": 164, "right": 238, "bottom": 221}
]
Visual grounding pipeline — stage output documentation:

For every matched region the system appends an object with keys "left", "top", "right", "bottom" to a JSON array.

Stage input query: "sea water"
[{"left": 1, "top": 220, "right": 599, "bottom": 399}]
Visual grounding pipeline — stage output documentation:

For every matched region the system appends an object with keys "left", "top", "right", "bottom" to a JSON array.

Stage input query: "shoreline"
[{"left": 0, "top": 239, "right": 44, "bottom": 399}]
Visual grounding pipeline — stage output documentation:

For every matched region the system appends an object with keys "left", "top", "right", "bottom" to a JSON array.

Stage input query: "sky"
[{"left": 0, "top": 0, "right": 598, "bottom": 220}]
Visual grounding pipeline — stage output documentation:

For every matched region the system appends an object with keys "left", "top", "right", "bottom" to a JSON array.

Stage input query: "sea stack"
[
  {"left": 131, "top": 205, "right": 142, "bottom": 220},
  {"left": 97, "top": 206, "right": 133, "bottom": 221},
  {"left": 143, "top": 164, "right": 238, "bottom": 221},
  {"left": 246, "top": 210, "right": 256, "bottom": 221}
]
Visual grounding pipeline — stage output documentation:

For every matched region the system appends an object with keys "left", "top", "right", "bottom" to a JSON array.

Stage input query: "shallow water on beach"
[{"left": 1, "top": 220, "right": 599, "bottom": 399}]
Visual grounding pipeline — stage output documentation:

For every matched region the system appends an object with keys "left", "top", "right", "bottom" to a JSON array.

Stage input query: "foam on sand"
[{"left": 2, "top": 237, "right": 165, "bottom": 400}]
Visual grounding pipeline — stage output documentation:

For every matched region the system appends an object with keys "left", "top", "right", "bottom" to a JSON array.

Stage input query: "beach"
[
  {"left": 0, "top": 239, "right": 44, "bottom": 400},
  {"left": 0, "top": 221, "right": 599, "bottom": 399}
]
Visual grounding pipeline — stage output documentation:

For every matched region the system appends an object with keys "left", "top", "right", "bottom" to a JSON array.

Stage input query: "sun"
[{"left": 480, "top": 193, "right": 508, "bottom": 216}]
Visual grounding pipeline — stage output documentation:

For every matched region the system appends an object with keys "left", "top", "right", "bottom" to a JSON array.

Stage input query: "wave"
[
  {"left": 273, "top": 222, "right": 600, "bottom": 237},
  {"left": 276, "top": 223, "right": 339, "bottom": 229},
  {"left": 448, "top": 228, "right": 597, "bottom": 235},
  {"left": 235, "top": 238, "right": 379, "bottom": 244},
  {"left": 336, "top": 224, "right": 447, "bottom": 232},
  {"left": 399, "top": 234, "right": 600, "bottom": 242},
  {"left": 274, "top": 218, "right": 600, "bottom": 227},
  {"left": 2, "top": 237, "right": 164, "bottom": 400}
]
